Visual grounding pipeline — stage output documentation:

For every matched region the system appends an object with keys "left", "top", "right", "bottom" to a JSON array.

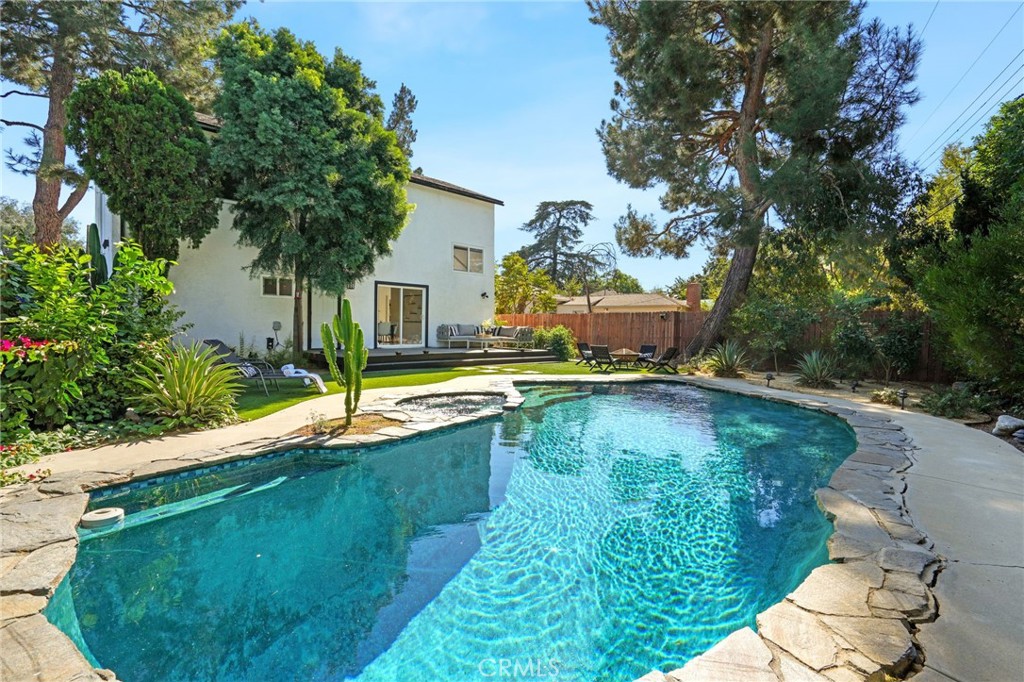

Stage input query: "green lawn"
[{"left": 235, "top": 361, "right": 647, "bottom": 421}]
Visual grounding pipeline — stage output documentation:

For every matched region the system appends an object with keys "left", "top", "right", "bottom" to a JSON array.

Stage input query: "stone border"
[{"left": 0, "top": 376, "right": 940, "bottom": 682}]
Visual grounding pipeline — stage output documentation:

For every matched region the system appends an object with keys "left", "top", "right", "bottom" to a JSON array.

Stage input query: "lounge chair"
[
  {"left": 576, "top": 342, "right": 595, "bottom": 366},
  {"left": 589, "top": 345, "right": 617, "bottom": 373},
  {"left": 202, "top": 339, "right": 327, "bottom": 396},
  {"left": 643, "top": 347, "right": 680, "bottom": 374},
  {"left": 634, "top": 344, "right": 657, "bottom": 367}
]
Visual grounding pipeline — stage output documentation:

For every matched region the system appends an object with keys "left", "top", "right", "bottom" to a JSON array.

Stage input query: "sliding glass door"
[{"left": 375, "top": 284, "right": 426, "bottom": 347}]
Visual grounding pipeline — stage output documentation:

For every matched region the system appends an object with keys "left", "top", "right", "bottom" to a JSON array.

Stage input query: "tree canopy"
[
  {"left": 589, "top": 0, "right": 920, "bottom": 355},
  {"left": 212, "top": 22, "right": 412, "bottom": 355},
  {"left": 66, "top": 68, "right": 219, "bottom": 261},
  {"left": 518, "top": 200, "right": 595, "bottom": 288},
  {"left": 495, "top": 252, "right": 557, "bottom": 314},
  {"left": 0, "top": 0, "right": 239, "bottom": 248},
  {"left": 386, "top": 83, "right": 418, "bottom": 164}
]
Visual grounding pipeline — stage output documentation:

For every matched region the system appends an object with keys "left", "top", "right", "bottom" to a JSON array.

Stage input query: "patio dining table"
[{"left": 610, "top": 348, "right": 641, "bottom": 368}]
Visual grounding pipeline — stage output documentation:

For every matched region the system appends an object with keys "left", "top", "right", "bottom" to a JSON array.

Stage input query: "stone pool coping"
[{"left": 0, "top": 375, "right": 944, "bottom": 681}]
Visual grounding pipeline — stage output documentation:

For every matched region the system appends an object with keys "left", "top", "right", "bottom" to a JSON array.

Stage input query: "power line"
[
  {"left": 919, "top": 77, "right": 1024, "bottom": 170},
  {"left": 914, "top": 53, "right": 1024, "bottom": 164},
  {"left": 919, "top": 0, "right": 940, "bottom": 40},
  {"left": 905, "top": 3, "right": 1022, "bottom": 143}
]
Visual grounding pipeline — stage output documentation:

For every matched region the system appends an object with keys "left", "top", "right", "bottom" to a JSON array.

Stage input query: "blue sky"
[{"left": 2, "top": 1, "right": 1022, "bottom": 290}]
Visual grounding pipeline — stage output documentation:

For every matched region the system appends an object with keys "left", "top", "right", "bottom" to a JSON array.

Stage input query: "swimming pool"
[{"left": 47, "top": 382, "right": 856, "bottom": 681}]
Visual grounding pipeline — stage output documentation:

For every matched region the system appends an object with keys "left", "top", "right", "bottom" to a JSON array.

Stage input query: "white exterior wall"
[{"left": 96, "top": 182, "right": 497, "bottom": 351}]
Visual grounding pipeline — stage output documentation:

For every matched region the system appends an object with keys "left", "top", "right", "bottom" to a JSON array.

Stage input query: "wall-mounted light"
[
  {"left": 481, "top": 292, "right": 489, "bottom": 299},
  {"left": 659, "top": 312, "right": 667, "bottom": 320},
  {"left": 102, "top": 239, "right": 110, "bottom": 249}
]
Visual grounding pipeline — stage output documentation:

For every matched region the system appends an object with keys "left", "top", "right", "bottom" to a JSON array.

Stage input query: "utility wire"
[
  {"left": 915, "top": 57, "right": 1024, "bottom": 165},
  {"left": 905, "top": 3, "right": 1022, "bottom": 143},
  {"left": 919, "top": 77, "right": 1024, "bottom": 169},
  {"left": 919, "top": 0, "right": 940, "bottom": 40},
  {"left": 912, "top": 48, "right": 1023, "bottom": 164}
]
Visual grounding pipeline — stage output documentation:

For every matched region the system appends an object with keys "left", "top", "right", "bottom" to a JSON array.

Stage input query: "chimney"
[{"left": 685, "top": 281, "right": 702, "bottom": 311}]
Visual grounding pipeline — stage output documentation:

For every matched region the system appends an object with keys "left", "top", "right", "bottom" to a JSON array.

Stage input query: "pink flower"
[
  {"left": 18, "top": 336, "right": 31, "bottom": 346},
  {"left": 0, "top": 339, "right": 12, "bottom": 352}
]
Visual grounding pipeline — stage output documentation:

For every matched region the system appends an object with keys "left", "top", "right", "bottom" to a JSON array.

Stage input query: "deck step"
[{"left": 364, "top": 352, "right": 559, "bottom": 373}]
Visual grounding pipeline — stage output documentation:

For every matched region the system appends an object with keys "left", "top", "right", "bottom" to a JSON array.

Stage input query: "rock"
[
  {"left": 1014, "top": 429, "right": 1024, "bottom": 441},
  {"left": 993, "top": 414, "right": 1024, "bottom": 436},
  {"left": 0, "top": 540, "right": 76, "bottom": 596},
  {"left": 0, "top": 494, "right": 87, "bottom": 555},
  {"left": 776, "top": 653, "right": 831, "bottom": 681},
  {"left": 869, "top": 588, "right": 932, "bottom": 620},
  {"left": 757, "top": 602, "right": 839, "bottom": 670},
  {"left": 877, "top": 546, "right": 938, "bottom": 577},
  {"left": 669, "top": 628, "right": 779, "bottom": 682},
  {"left": 818, "top": 615, "right": 915, "bottom": 673},
  {"left": 0, "top": 614, "right": 110, "bottom": 681},
  {"left": 788, "top": 563, "right": 877, "bottom": 617},
  {"left": 123, "top": 407, "right": 142, "bottom": 423},
  {"left": 0, "top": 592, "right": 48, "bottom": 619}
]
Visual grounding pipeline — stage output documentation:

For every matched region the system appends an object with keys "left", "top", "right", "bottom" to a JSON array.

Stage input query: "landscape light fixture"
[
  {"left": 850, "top": 380, "right": 860, "bottom": 393},
  {"left": 897, "top": 388, "right": 909, "bottom": 410},
  {"left": 481, "top": 292, "right": 489, "bottom": 299},
  {"left": 765, "top": 372, "right": 774, "bottom": 388}
]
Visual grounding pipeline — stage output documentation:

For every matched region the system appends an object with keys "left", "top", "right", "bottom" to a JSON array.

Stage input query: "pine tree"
[
  {"left": 1, "top": 0, "right": 238, "bottom": 249},
  {"left": 386, "top": 83, "right": 418, "bottom": 163},
  {"left": 519, "top": 200, "right": 595, "bottom": 288},
  {"left": 589, "top": 0, "right": 920, "bottom": 356}
]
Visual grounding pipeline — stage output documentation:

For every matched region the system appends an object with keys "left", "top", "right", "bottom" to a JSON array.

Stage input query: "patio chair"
[
  {"left": 202, "top": 339, "right": 326, "bottom": 396},
  {"left": 589, "top": 344, "right": 617, "bottom": 373},
  {"left": 643, "top": 347, "right": 680, "bottom": 374},
  {"left": 634, "top": 344, "right": 657, "bottom": 367},
  {"left": 576, "top": 342, "right": 595, "bottom": 366}
]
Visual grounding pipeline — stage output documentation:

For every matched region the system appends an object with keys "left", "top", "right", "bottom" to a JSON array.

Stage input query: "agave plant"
[
  {"left": 131, "top": 342, "right": 243, "bottom": 428},
  {"left": 703, "top": 339, "right": 748, "bottom": 377},
  {"left": 795, "top": 350, "right": 837, "bottom": 388}
]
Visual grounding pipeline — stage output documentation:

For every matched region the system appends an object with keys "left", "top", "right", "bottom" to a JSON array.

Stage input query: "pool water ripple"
[{"left": 48, "top": 382, "right": 855, "bottom": 681}]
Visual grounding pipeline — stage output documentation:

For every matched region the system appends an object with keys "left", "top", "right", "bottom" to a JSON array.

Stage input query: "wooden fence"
[{"left": 499, "top": 311, "right": 949, "bottom": 382}]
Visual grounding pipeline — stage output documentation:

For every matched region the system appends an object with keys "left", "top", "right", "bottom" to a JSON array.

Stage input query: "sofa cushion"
[
  {"left": 497, "top": 326, "right": 518, "bottom": 338},
  {"left": 456, "top": 323, "right": 479, "bottom": 336}
]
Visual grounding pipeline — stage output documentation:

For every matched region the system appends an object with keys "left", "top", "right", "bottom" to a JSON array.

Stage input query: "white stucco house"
[{"left": 95, "top": 172, "right": 502, "bottom": 353}]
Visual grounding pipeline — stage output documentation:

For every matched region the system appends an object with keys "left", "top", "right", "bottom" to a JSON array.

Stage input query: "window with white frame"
[
  {"left": 453, "top": 245, "right": 484, "bottom": 273},
  {"left": 262, "top": 277, "right": 294, "bottom": 297}
]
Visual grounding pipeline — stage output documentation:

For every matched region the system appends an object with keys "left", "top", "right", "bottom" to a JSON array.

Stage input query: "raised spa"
[{"left": 47, "top": 382, "right": 855, "bottom": 681}]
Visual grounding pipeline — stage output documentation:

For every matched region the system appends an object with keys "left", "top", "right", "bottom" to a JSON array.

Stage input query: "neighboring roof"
[
  {"left": 559, "top": 293, "right": 690, "bottom": 310},
  {"left": 193, "top": 112, "right": 503, "bottom": 206}
]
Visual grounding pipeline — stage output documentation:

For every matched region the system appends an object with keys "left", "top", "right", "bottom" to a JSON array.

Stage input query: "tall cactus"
[
  {"left": 320, "top": 299, "right": 368, "bottom": 426},
  {"left": 86, "top": 223, "right": 108, "bottom": 287}
]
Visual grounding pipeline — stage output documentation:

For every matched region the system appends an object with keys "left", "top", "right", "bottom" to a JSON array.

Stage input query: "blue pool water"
[{"left": 47, "top": 383, "right": 855, "bottom": 681}]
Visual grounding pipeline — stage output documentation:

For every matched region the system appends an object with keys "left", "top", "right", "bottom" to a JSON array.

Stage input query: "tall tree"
[
  {"left": 386, "top": 83, "right": 418, "bottom": 164},
  {"left": 589, "top": 1, "right": 920, "bottom": 356},
  {"left": 572, "top": 242, "right": 617, "bottom": 312},
  {"left": 0, "top": 196, "right": 79, "bottom": 245},
  {"left": 66, "top": 68, "right": 219, "bottom": 261},
  {"left": 519, "top": 200, "right": 595, "bottom": 288},
  {"left": 0, "top": 0, "right": 238, "bottom": 249},
  {"left": 604, "top": 269, "right": 644, "bottom": 293},
  {"left": 212, "top": 23, "right": 412, "bottom": 356},
  {"left": 495, "top": 252, "right": 557, "bottom": 314}
]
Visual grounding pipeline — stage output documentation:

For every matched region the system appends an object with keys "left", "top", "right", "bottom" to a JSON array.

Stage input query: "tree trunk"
[
  {"left": 32, "top": 34, "right": 87, "bottom": 250},
  {"left": 684, "top": 20, "right": 775, "bottom": 360},
  {"left": 685, "top": 243, "right": 759, "bottom": 358},
  {"left": 292, "top": 262, "right": 304, "bottom": 361}
]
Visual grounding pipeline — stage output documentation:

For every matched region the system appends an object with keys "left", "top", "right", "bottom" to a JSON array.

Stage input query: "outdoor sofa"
[{"left": 436, "top": 324, "right": 534, "bottom": 349}]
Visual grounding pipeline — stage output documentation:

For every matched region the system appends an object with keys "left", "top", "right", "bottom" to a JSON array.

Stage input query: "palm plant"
[
  {"left": 703, "top": 339, "right": 747, "bottom": 377},
  {"left": 131, "top": 342, "right": 242, "bottom": 428},
  {"left": 795, "top": 350, "right": 837, "bottom": 388}
]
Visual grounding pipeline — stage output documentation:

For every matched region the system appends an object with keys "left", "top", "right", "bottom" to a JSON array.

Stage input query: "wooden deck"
[{"left": 308, "top": 347, "right": 558, "bottom": 372}]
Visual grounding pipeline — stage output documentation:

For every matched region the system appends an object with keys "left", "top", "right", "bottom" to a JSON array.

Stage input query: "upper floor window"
[
  {"left": 453, "top": 245, "right": 484, "bottom": 273},
  {"left": 262, "top": 277, "right": 294, "bottom": 297}
]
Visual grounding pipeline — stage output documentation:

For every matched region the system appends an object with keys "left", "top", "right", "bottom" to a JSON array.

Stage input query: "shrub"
[
  {"left": 130, "top": 342, "right": 242, "bottom": 429},
  {"left": 533, "top": 325, "right": 577, "bottom": 361},
  {"left": 917, "top": 387, "right": 996, "bottom": 419},
  {"left": 703, "top": 339, "right": 747, "bottom": 377},
  {"left": 871, "top": 388, "right": 902, "bottom": 406},
  {"left": 0, "top": 337, "right": 86, "bottom": 436},
  {"left": 728, "top": 295, "right": 817, "bottom": 372},
  {"left": 874, "top": 314, "right": 922, "bottom": 384},
  {"left": 795, "top": 350, "right": 837, "bottom": 388},
  {"left": 828, "top": 294, "right": 878, "bottom": 380}
]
